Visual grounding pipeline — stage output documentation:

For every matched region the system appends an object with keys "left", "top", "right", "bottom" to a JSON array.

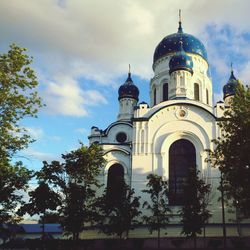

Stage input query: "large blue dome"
[
  {"left": 153, "top": 23, "right": 207, "bottom": 65},
  {"left": 118, "top": 73, "right": 139, "bottom": 101}
]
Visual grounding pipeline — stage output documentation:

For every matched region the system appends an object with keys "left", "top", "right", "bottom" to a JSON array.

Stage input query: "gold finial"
[
  {"left": 178, "top": 9, "right": 183, "bottom": 33},
  {"left": 129, "top": 64, "right": 131, "bottom": 74},
  {"left": 179, "top": 9, "right": 182, "bottom": 23}
]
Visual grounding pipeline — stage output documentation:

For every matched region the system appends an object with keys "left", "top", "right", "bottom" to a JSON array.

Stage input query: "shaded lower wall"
[
  {"left": 3, "top": 237, "right": 250, "bottom": 250},
  {"left": 80, "top": 224, "right": 250, "bottom": 239}
]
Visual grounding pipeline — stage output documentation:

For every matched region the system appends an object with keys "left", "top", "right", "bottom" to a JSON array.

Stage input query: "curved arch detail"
[
  {"left": 104, "top": 121, "right": 132, "bottom": 136},
  {"left": 104, "top": 148, "right": 130, "bottom": 156}
]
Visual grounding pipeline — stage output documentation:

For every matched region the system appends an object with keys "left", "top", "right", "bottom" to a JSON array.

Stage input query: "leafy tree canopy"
[
  {"left": 97, "top": 183, "right": 141, "bottom": 239},
  {"left": 0, "top": 44, "right": 43, "bottom": 161},
  {"left": 0, "top": 44, "right": 42, "bottom": 225},
  {"left": 209, "top": 84, "right": 250, "bottom": 216},
  {"left": 180, "top": 168, "right": 211, "bottom": 249},
  {"left": 142, "top": 174, "right": 172, "bottom": 234},
  {"left": 142, "top": 174, "right": 172, "bottom": 249},
  {"left": 0, "top": 161, "right": 31, "bottom": 224},
  {"left": 59, "top": 143, "right": 105, "bottom": 240}
]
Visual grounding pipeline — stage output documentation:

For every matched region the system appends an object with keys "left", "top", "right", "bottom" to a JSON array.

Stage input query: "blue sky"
[{"left": 1, "top": 0, "right": 250, "bottom": 172}]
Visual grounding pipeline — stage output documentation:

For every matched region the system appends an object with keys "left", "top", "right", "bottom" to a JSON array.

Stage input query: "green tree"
[
  {"left": 18, "top": 161, "right": 63, "bottom": 240},
  {"left": 0, "top": 44, "right": 43, "bottom": 161},
  {"left": 179, "top": 168, "right": 211, "bottom": 249},
  {"left": 60, "top": 143, "right": 105, "bottom": 241},
  {"left": 0, "top": 162, "right": 32, "bottom": 224},
  {"left": 0, "top": 44, "right": 42, "bottom": 225},
  {"left": 19, "top": 181, "right": 61, "bottom": 239},
  {"left": 208, "top": 84, "right": 250, "bottom": 218},
  {"left": 142, "top": 174, "right": 172, "bottom": 250},
  {"left": 97, "top": 183, "right": 141, "bottom": 239},
  {"left": 38, "top": 212, "right": 61, "bottom": 224}
]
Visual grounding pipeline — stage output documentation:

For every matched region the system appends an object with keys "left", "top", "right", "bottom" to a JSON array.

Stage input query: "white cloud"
[
  {"left": 1, "top": 0, "right": 250, "bottom": 111},
  {"left": 75, "top": 128, "right": 89, "bottom": 135},
  {"left": 49, "top": 136, "right": 62, "bottom": 142},
  {"left": 84, "top": 90, "right": 108, "bottom": 106},
  {"left": 239, "top": 61, "right": 250, "bottom": 85},
  {"left": 23, "top": 148, "right": 57, "bottom": 162},
  {"left": 25, "top": 127, "right": 44, "bottom": 140},
  {"left": 42, "top": 75, "right": 107, "bottom": 116}
]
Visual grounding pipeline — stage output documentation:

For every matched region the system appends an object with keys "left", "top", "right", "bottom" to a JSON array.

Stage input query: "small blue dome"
[
  {"left": 223, "top": 70, "right": 238, "bottom": 99},
  {"left": 118, "top": 73, "right": 139, "bottom": 101},
  {"left": 169, "top": 41, "right": 193, "bottom": 74},
  {"left": 153, "top": 22, "right": 207, "bottom": 65}
]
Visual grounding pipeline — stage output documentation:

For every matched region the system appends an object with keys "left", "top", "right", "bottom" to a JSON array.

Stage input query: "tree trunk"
[
  {"left": 157, "top": 228, "right": 160, "bottom": 250},
  {"left": 42, "top": 210, "right": 46, "bottom": 250},
  {"left": 221, "top": 174, "right": 227, "bottom": 249},
  {"left": 194, "top": 234, "right": 197, "bottom": 250},
  {"left": 203, "top": 225, "right": 206, "bottom": 248},
  {"left": 72, "top": 232, "right": 79, "bottom": 250},
  {"left": 236, "top": 205, "right": 242, "bottom": 237}
]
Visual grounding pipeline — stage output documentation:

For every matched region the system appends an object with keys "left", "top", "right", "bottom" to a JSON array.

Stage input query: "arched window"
[
  {"left": 194, "top": 83, "right": 200, "bottom": 101},
  {"left": 107, "top": 164, "right": 125, "bottom": 205},
  {"left": 169, "top": 139, "right": 196, "bottom": 205},
  {"left": 141, "top": 130, "right": 145, "bottom": 153},
  {"left": 206, "top": 88, "right": 209, "bottom": 105},
  {"left": 180, "top": 76, "right": 184, "bottom": 86},
  {"left": 163, "top": 83, "right": 168, "bottom": 101},
  {"left": 153, "top": 88, "right": 157, "bottom": 105}
]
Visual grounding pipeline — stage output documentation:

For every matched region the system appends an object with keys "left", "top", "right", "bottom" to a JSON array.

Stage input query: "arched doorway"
[
  {"left": 107, "top": 163, "right": 125, "bottom": 205},
  {"left": 169, "top": 139, "right": 196, "bottom": 205}
]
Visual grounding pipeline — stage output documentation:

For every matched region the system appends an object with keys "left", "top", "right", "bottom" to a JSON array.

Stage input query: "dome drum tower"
[
  {"left": 150, "top": 20, "right": 212, "bottom": 106},
  {"left": 118, "top": 70, "right": 139, "bottom": 121}
]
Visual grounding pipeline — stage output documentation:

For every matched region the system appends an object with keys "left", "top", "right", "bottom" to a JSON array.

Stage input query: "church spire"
[
  {"left": 126, "top": 64, "right": 132, "bottom": 82},
  {"left": 229, "top": 62, "right": 236, "bottom": 81},
  {"left": 178, "top": 9, "right": 183, "bottom": 33}
]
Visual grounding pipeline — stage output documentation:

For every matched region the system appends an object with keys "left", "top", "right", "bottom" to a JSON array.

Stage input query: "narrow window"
[
  {"left": 107, "top": 164, "right": 125, "bottom": 206},
  {"left": 153, "top": 88, "right": 157, "bottom": 105},
  {"left": 206, "top": 89, "right": 209, "bottom": 105},
  {"left": 141, "top": 130, "right": 145, "bottom": 153},
  {"left": 163, "top": 83, "right": 168, "bottom": 101},
  {"left": 169, "top": 139, "right": 196, "bottom": 205},
  {"left": 194, "top": 83, "right": 200, "bottom": 101}
]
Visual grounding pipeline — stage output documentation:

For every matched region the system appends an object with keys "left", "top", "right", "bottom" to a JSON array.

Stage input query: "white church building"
[{"left": 88, "top": 19, "right": 248, "bottom": 236}]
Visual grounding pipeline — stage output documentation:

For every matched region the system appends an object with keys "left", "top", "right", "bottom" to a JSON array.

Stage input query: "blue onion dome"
[
  {"left": 169, "top": 40, "right": 193, "bottom": 74},
  {"left": 223, "top": 69, "right": 238, "bottom": 99},
  {"left": 153, "top": 21, "right": 207, "bottom": 66},
  {"left": 118, "top": 72, "right": 139, "bottom": 101}
]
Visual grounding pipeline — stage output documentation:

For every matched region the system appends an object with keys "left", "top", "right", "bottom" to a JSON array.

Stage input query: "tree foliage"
[
  {"left": 208, "top": 84, "right": 250, "bottom": 217},
  {"left": 97, "top": 183, "right": 141, "bottom": 239},
  {"left": 0, "top": 162, "right": 31, "bottom": 224},
  {"left": 59, "top": 143, "right": 105, "bottom": 240},
  {"left": 180, "top": 168, "right": 211, "bottom": 249},
  {"left": 142, "top": 174, "right": 172, "bottom": 249},
  {"left": 0, "top": 44, "right": 42, "bottom": 225},
  {"left": 0, "top": 44, "right": 43, "bottom": 161},
  {"left": 18, "top": 161, "right": 63, "bottom": 239}
]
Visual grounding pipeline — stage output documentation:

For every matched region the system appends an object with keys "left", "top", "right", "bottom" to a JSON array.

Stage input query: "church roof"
[
  {"left": 223, "top": 69, "right": 238, "bottom": 99},
  {"left": 118, "top": 72, "right": 139, "bottom": 101},
  {"left": 153, "top": 22, "right": 207, "bottom": 65}
]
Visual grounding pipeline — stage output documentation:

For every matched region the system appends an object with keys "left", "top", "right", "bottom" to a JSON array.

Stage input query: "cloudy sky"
[{"left": 1, "top": 0, "right": 250, "bottom": 170}]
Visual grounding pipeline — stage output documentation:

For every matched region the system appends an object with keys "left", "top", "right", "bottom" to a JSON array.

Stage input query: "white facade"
[{"left": 88, "top": 22, "right": 246, "bottom": 236}]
